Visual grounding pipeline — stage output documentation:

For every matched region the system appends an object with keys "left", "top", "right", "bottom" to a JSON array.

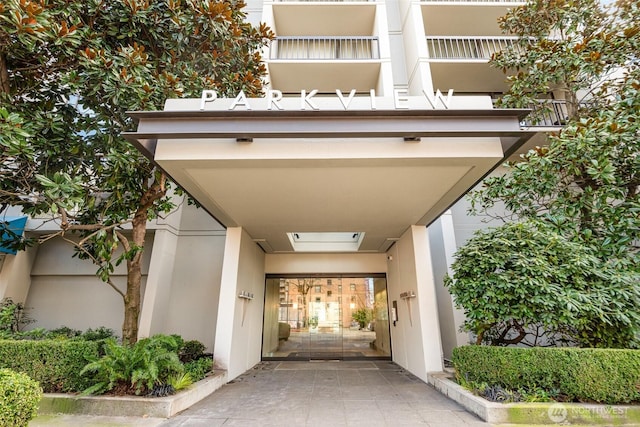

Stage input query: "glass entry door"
[
  {"left": 262, "top": 275, "right": 391, "bottom": 360},
  {"left": 308, "top": 278, "right": 343, "bottom": 359}
]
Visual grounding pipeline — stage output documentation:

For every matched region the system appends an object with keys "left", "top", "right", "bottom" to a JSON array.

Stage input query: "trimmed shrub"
[
  {"left": 0, "top": 368, "right": 42, "bottom": 427},
  {"left": 453, "top": 345, "right": 640, "bottom": 404},
  {"left": 0, "top": 339, "right": 99, "bottom": 392}
]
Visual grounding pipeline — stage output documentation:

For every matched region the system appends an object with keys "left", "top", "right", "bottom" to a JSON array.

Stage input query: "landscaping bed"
[
  {"left": 38, "top": 370, "right": 227, "bottom": 418},
  {"left": 452, "top": 345, "right": 640, "bottom": 404},
  {"left": 428, "top": 372, "right": 640, "bottom": 425},
  {"left": 432, "top": 345, "right": 640, "bottom": 424}
]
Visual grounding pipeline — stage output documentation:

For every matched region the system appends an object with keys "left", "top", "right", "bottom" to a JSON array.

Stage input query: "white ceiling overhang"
[{"left": 124, "top": 105, "right": 533, "bottom": 253}]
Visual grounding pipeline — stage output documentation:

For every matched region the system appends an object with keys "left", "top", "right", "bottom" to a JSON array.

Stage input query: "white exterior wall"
[
  {"left": 399, "top": 0, "right": 434, "bottom": 95},
  {"left": 386, "top": 225, "right": 443, "bottom": 382},
  {"left": 214, "top": 227, "right": 266, "bottom": 380},
  {"left": 139, "top": 202, "right": 226, "bottom": 351},
  {"left": 265, "top": 253, "right": 387, "bottom": 275},
  {"left": 24, "top": 236, "right": 153, "bottom": 334},
  {"left": 0, "top": 245, "right": 38, "bottom": 304},
  {"left": 428, "top": 214, "right": 469, "bottom": 360}
]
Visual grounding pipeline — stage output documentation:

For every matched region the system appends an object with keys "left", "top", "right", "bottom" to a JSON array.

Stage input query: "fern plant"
[{"left": 80, "top": 334, "right": 184, "bottom": 395}]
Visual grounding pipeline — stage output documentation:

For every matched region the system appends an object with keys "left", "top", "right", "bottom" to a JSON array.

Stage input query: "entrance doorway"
[{"left": 262, "top": 275, "right": 391, "bottom": 360}]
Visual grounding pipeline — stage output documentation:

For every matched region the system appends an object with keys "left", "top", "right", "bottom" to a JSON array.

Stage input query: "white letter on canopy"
[
  {"left": 423, "top": 89, "right": 454, "bottom": 109},
  {"left": 301, "top": 89, "right": 319, "bottom": 110},
  {"left": 229, "top": 90, "right": 252, "bottom": 110},
  {"left": 200, "top": 90, "right": 217, "bottom": 111},
  {"left": 394, "top": 89, "right": 410, "bottom": 109},
  {"left": 336, "top": 89, "right": 357, "bottom": 110},
  {"left": 267, "top": 90, "right": 284, "bottom": 110}
]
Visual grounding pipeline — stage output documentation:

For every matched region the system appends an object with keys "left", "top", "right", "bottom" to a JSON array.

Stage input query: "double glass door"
[{"left": 262, "top": 275, "right": 391, "bottom": 360}]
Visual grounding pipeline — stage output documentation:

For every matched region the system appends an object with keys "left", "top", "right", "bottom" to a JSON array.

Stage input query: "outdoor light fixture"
[
  {"left": 238, "top": 291, "right": 254, "bottom": 327},
  {"left": 400, "top": 291, "right": 416, "bottom": 326}
]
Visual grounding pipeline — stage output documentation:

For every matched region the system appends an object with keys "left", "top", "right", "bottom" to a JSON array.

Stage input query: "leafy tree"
[
  {"left": 0, "top": 0, "right": 272, "bottom": 344},
  {"left": 285, "top": 278, "right": 317, "bottom": 328},
  {"left": 352, "top": 308, "right": 372, "bottom": 329},
  {"left": 445, "top": 222, "right": 640, "bottom": 348},
  {"left": 446, "top": 0, "right": 640, "bottom": 347}
]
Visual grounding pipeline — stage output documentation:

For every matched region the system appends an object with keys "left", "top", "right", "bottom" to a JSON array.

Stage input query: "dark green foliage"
[
  {"left": 0, "top": 298, "right": 33, "bottom": 337},
  {"left": 0, "top": 340, "right": 99, "bottom": 392},
  {"left": 0, "top": 368, "right": 42, "bottom": 427},
  {"left": 80, "top": 334, "right": 184, "bottom": 396},
  {"left": 79, "top": 327, "right": 118, "bottom": 355},
  {"left": 448, "top": 0, "right": 640, "bottom": 350},
  {"left": 147, "top": 384, "right": 175, "bottom": 397},
  {"left": 46, "top": 326, "right": 83, "bottom": 339},
  {"left": 80, "top": 327, "right": 117, "bottom": 342},
  {"left": 179, "top": 340, "right": 206, "bottom": 364},
  {"left": 445, "top": 221, "right": 640, "bottom": 348},
  {"left": 480, "top": 385, "right": 522, "bottom": 403},
  {"left": 453, "top": 345, "right": 640, "bottom": 404},
  {"left": 184, "top": 357, "right": 213, "bottom": 382}
]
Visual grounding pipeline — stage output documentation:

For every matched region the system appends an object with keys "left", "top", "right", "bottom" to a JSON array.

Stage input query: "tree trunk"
[
  {"left": 564, "top": 89, "right": 579, "bottom": 121},
  {"left": 0, "top": 52, "right": 10, "bottom": 94},
  {"left": 122, "top": 211, "right": 147, "bottom": 345}
]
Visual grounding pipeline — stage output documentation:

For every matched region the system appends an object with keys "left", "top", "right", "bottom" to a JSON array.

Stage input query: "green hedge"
[
  {"left": 0, "top": 368, "right": 42, "bottom": 427},
  {"left": 0, "top": 340, "right": 99, "bottom": 393},
  {"left": 453, "top": 345, "right": 640, "bottom": 404}
]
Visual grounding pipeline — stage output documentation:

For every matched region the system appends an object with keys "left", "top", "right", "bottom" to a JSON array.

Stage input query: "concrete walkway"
[
  {"left": 31, "top": 361, "right": 493, "bottom": 426},
  {"left": 161, "top": 360, "right": 491, "bottom": 427}
]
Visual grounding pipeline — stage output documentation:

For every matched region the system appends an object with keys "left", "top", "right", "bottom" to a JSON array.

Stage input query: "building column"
[
  {"left": 214, "top": 227, "right": 265, "bottom": 381},
  {"left": 412, "top": 225, "right": 445, "bottom": 373},
  {"left": 0, "top": 245, "right": 38, "bottom": 303},
  {"left": 137, "top": 199, "right": 185, "bottom": 339},
  {"left": 137, "top": 228, "right": 180, "bottom": 338},
  {"left": 387, "top": 225, "right": 443, "bottom": 382}
]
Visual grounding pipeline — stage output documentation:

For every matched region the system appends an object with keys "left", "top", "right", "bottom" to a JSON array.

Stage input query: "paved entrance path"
[{"left": 160, "top": 360, "right": 492, "bottom": 427}]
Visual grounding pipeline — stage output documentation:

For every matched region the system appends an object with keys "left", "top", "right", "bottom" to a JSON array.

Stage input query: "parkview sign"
[{"left": 199, "top": 89, "right": 455, "bottom": 111}]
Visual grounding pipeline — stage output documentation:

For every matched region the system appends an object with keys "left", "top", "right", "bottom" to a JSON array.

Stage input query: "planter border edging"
[
  {"left": 427, "top": 372, "right": 640, "bottom": 425},
  {"left": 38, "top": 370, "right": 227, "bottom": 418}
]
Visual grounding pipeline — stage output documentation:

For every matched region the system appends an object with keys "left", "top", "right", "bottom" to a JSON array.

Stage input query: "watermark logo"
[
  {"left": 548, "top": 403, "right": 568, "bottom": 423},
  {"left": 546, "top": 403, "right": 628, "bottom": 424}
]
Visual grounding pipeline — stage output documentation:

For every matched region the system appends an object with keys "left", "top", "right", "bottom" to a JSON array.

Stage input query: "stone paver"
[
  {"left": 160, "top": 361, "right": 492, "bottom": 427},
  {"left": 31, "top": 361, "right": 494, "bottom": 426}
]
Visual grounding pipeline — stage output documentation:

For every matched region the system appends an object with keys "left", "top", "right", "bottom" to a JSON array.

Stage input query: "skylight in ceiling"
[{"left": 287, "top": 232, "right": 364, "bottom": 252}]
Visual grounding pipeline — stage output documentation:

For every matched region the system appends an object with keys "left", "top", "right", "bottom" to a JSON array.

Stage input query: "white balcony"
[
  {"left": 272, "top": 2, "right": 376, "bottom": 36},
  {"left": 275, "top": 0, "right": 373, "bottom": 2},
  {"left": 270, "top": 37, "right": 380, "bottom": 60},
  {"left": 425, "top": 36, "right": 521, "bottom": 92},
  {"left": 421, "top": 0, "right": 525, "bottom": 36},
  {"left": 421, "top": 0, "right": 523, "bottom": 2},
  {"left": 268, "top": 36, "right": 381, "bottom": 93},
  {"left": 426, "top": 36, "right": 521, "bottom": 60}
]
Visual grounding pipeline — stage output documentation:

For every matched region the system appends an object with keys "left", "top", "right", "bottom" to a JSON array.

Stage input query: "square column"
[
  {"left": 214, "top": 227, "right": 265, "bottom": 380},
  {"left": 387, "top": 225, "right": 443, "bottom": 381}
]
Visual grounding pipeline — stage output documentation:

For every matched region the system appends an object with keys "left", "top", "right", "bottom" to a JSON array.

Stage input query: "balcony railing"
[
  {"left": 421, "top": 0, "right": 523, "bottom": 2},
  {"left": 426, "top": 36, "right": 522, "bottom": 60},
  {"left": 522, "top": 100, "right": 570, "bottom": 127},
  {"left": 493, "top": 99, "right": 593, "bottom": 127},
  {"left": 275, "top": 0, "right": 373, "bottom": 2},
  {"left": 270, "top": 37, "right": 380, "bottom": 60}
]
